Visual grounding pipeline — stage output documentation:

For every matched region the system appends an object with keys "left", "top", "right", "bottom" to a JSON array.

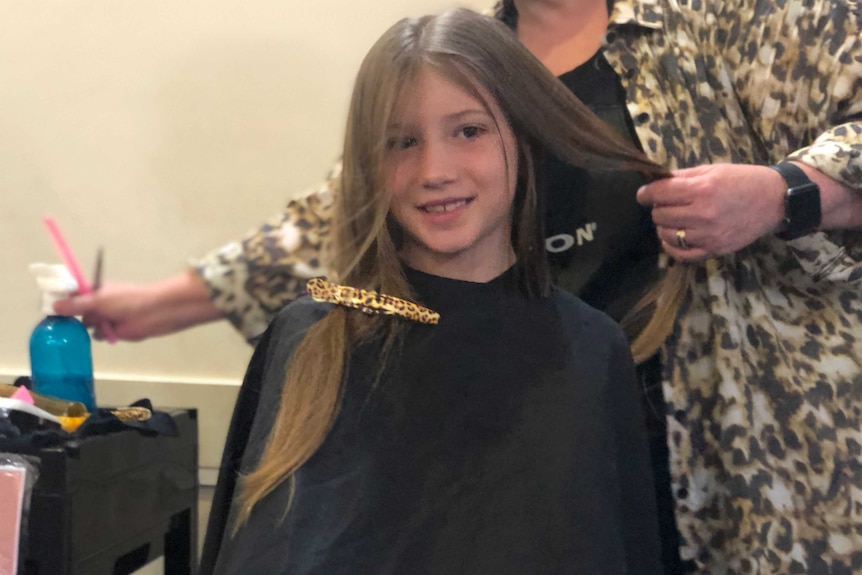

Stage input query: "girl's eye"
[
  {"left": 459, "top": 125, "right": 484, "bottom": 139},
  {"left": 386, "top": 136, "right": 418, "bottom": 151}
]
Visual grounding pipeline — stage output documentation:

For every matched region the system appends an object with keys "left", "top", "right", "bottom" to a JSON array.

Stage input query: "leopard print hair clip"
[{"left": 306, "top": 278, "right": 440, "bottom": 325}]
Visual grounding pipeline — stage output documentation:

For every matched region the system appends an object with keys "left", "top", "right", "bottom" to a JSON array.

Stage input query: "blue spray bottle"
[{"left": 28, "top": 263, "right": 97, "bottom": 412}]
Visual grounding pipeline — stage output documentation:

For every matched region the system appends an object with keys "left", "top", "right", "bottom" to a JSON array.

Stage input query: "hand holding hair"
[{"left": 636, "top": 163, "right": 786, "bottom": 261}]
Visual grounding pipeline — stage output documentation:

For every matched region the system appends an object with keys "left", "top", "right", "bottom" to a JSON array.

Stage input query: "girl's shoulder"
[
  {"left": 548, "top": 286, "right": 617, "bottom": 327},
  {"left": 270, "top": 295, "right": 333, "bottom": 337},
  {"left": 547, "top": 287, "right": 630, "bottom": 348},
  {"left": 258, "top": 296, "right": 335, "bottom": 367}
]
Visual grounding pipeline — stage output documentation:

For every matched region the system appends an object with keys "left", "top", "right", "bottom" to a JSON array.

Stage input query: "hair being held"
[{"left": 234, "top": 8, "right": 687, "bottom": 528}]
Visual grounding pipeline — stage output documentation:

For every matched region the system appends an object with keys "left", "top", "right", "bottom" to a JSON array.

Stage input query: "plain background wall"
[
  {"left": 0, "top": 0, "right": 491, "bottom": 493},
  {"left": 0, "top": 0, "right": 488, "bottom": 385}
]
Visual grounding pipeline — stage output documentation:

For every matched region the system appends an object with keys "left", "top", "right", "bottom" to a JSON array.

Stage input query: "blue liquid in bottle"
[{"left": 29, "top": 315, "right": 96, "bottom": 412}]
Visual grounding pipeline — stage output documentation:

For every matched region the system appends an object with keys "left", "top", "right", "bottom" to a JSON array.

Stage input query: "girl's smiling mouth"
[{"left": 417, "top": 197, "right": 475, "bottom": 213}]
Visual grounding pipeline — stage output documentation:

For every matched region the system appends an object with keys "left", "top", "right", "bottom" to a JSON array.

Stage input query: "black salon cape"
[{"left": 202, "top": 268, "right": 661, "bottom": 575}]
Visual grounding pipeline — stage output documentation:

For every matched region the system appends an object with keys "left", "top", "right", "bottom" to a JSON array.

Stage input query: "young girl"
[{"left": 204, "top": 9, "right": 668, "bottom": 574}]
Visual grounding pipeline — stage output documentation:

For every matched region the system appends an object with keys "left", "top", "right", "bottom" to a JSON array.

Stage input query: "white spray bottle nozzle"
[{"left": 30, "top": 263, "right": 79, "bottom": 315}]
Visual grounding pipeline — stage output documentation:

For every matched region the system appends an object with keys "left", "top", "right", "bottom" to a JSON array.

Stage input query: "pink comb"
[{"left": 42, "top": 216, "right": 117, "bottom": 344}]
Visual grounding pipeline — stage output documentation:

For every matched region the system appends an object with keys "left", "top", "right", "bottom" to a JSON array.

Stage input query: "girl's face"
[{"left": 384, "top": 68, "right": 519, "bottom": 282}]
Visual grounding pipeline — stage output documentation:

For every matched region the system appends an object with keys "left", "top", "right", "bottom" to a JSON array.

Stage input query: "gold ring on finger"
[{"left": 675, "top": 229, "right": 690, "bottom": 250}]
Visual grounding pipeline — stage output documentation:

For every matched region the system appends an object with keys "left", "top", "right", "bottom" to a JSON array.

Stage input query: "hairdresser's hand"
[
  {"left": 636, "top": 164, "right": 786, "bottom": 262},
  {"left": 52, "top": 270, "right": 224, "bottom": 341}
]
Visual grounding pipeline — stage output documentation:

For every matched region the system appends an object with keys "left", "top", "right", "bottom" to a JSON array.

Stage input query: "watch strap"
[{"left": 768, "top": 162, "right": 810, "bottom": 189}]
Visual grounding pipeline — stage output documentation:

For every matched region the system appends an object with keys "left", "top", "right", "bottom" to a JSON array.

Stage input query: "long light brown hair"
[{"left": 235, "top": 8, "right": 685, "bottom": 527}]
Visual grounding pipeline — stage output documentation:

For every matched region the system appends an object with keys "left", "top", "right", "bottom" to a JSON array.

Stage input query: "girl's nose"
[{"left": 419, "top": 141, "right": 456, "bottom": 189}]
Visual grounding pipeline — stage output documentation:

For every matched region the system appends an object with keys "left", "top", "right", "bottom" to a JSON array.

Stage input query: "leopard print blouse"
[{"left": 192, "top": 0, "right": 862, "bottom": 571}]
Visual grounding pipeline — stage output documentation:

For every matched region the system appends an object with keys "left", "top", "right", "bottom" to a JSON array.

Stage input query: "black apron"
[{"left": 544, "top": 51, "right": 689, "bottom": 574}]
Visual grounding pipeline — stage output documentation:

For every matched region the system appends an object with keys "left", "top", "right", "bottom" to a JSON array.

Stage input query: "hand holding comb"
[{"left": 42, "top": 217, "right": 118, "bottom": 344}]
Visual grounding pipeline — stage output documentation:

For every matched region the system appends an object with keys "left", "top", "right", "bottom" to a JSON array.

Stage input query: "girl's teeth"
[{"left": 425, "top": 200, "right": 467, "bottom": 213}]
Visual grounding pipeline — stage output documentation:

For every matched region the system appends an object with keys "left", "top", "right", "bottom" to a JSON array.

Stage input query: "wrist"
[
  {"left": 768, "top": 161, "right": 822, "bottom": 240},
  {"left": 143, "top": 271, "right": 223, "bottom": 335},
  {"left": 765, "top": 167, "right": 789, "bottom": 233},
  {"left": 174, "top": 270, "right": 224, "bottom": 322},
  {"left": 141, "top": 271, "right": 213, "bottom": 318}
]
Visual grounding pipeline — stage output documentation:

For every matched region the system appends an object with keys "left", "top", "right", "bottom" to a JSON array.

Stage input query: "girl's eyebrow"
[
  {"left": 388, "top": 108, "right": 492, "bottom": 131},
  {"left": 444, "top": 108, "right": 492, "bottom": 121}
]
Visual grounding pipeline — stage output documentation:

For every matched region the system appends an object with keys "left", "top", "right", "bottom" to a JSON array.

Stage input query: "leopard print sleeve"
[
  {"left": 709, "top": 0, "right": 862, "bottom": 179},
  {"left": 710, "top": 0, "right": 862, "bottom": 280},
  {"left": 191, "top": 162, "right": 340, "bottom": 341}
]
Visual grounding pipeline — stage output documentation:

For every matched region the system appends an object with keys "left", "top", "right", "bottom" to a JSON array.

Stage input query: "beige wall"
[{"left": 0, "top": 0, "right": 488, "bottom": 477}]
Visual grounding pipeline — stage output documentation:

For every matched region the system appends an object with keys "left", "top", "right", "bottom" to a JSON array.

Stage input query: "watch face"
[{"left": 786, "top": 183, "right": 822, "bottom": 230}]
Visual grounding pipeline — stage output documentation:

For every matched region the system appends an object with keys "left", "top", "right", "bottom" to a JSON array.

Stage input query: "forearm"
[
  {"left": 140, "top": 270, "right": 225, "bottom": 334},
  {"left": 57, "top": 269, "right": 225, "bottom": 341}
]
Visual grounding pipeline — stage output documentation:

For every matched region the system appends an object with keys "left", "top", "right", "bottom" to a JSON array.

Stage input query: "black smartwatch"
[{"left": 768, "top": 162, "right": 821, "bottom": 240}]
